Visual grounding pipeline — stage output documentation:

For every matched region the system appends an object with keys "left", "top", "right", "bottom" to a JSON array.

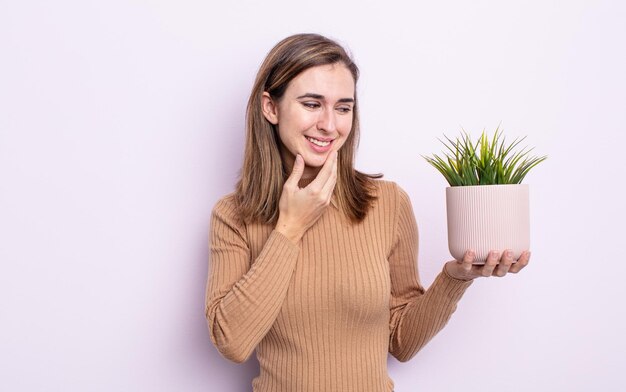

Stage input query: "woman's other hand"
[
  {"left": 444, "top": 250, "right": 531, "bottom": 281},
  {"left": 275, "top": 151, "right": 338, "bottom": 244}
]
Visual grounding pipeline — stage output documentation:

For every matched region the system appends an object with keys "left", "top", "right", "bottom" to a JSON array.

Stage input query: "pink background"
[{"left": 1, "top": 0, "right": 624, "bottom": 390}]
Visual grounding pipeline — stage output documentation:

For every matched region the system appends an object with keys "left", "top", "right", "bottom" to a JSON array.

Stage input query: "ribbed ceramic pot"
[{"left": 446, "top": 184, "right": 529, "bottom": 265}]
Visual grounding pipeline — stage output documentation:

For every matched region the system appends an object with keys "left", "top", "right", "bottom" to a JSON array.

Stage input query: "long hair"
[{"left": 235, "top": 33, "right": 382, "bottom": 225}]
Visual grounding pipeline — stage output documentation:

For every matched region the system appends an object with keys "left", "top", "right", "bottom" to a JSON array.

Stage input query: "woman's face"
[{"left": 262, "top": 63, "right": 355, "bottom": 180}]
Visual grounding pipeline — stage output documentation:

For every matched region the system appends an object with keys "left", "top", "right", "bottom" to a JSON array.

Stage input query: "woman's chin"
[{"left": 302, "top": 156, "right": 326, "bottom": 168}]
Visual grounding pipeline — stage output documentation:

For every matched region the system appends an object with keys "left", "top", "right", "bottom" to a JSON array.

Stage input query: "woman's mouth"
[
  {"left": 304, "top": 136, "right": 334, "bottom": 153},
  {"left": 305, "top": 136, "right": 332, "bottom": 147}
]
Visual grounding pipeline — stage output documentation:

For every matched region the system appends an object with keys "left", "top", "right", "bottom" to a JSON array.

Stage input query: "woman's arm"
[
  {"left": 387, "top": 184, "right": 473, "bottom": 362},
  {"left": 206, "top": 152, "right": 338, "bottom": 363},
  {"left": 205, "top": 198, "right": 300, "bottom": 363}
]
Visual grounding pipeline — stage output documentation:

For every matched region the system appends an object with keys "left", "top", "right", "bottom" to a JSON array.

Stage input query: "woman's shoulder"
[
  {"left": 369, "top": 178, "right": 414, "bottom": 214},
  {"left": 210, "top": 192, "right": 244, "bottom": 227},
  {"left": 212, "top": 191, "right": 238, "bottom": 211},
  {"left": 371, "top": 179, "right": 408, "bottom": 199}
]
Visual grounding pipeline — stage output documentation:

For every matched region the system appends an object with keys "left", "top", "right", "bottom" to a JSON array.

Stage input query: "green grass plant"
[{"left": 423, "top": 126, "right": 547, "bottom": 186}]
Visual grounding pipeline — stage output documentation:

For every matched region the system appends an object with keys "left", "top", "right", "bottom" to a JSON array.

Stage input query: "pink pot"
[{"left": 446, "top": 184, "right": 530, "bottom": 265}]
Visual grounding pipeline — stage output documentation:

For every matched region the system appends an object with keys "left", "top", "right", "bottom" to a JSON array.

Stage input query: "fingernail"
[{"left": 506, "top": 250, "right": 513, "bottom": 258}]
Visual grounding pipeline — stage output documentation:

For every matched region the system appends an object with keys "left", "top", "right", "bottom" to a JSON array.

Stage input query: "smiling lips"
[{"left": 305, "top": 136, "right": 332, "bottom": 147}]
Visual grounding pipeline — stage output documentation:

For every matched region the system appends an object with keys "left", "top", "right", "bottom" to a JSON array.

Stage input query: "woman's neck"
[{"left": 281, "top": 151, "right": 321, "bottom": 188}]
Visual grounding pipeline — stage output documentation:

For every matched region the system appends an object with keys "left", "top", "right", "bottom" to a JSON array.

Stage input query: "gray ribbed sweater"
[{"left": 205, "top": 180, "right": 473, "bottom": 391}]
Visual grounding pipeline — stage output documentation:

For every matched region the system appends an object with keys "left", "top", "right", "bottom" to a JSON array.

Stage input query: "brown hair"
[{"left": 235, "top": 33, "right": 382, "bottom": 225}]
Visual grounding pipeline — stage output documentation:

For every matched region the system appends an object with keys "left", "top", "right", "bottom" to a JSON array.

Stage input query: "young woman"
[{"left": 205, "top": 33, "right": 530, "bottom": 392}]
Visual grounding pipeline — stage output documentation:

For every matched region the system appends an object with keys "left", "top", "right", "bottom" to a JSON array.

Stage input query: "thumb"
[{"left": 285, "top": 154, "right": 304, "bottom": 186}]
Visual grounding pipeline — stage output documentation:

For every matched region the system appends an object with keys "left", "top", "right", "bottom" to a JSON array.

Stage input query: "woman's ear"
[{"left": 261, "top": 92, "right": 279, "bottom": 125}]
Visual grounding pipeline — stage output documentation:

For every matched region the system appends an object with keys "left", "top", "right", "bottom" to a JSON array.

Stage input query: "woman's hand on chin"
[{"left": 275, "top": 151, "right": 338, "bottom": 244}]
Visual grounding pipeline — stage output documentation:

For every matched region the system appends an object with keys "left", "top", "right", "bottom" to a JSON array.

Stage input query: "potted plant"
[{"left": 424, "top": 126, "right": 546, "bottom": 264}]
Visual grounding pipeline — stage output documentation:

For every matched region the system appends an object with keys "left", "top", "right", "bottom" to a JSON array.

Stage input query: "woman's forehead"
[{"left": 286, "top": 64, "right": 355, "bottom": 100}]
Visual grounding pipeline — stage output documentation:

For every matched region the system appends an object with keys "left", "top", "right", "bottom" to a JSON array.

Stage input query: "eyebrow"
[{"left": 296, "top": 93, "right": 355, "bottom": 103}]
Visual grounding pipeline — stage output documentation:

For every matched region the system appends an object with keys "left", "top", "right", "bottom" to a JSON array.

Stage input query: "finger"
[
  {"left": 320, "top": 152, "right": 338, "bottom": 197},
  {"left": 309, "top": 150, "right": 338, "bottom": 189},
  {"left": 508, "top": 251, "right": 531, "bottom": 274},
  {"left": 284, "top": 154, "right": 304, "bottom": 188},
  {"left": 493, "top": 249, "right": 514, "bottom": 277},
  {"left": 481, "top": 251, "right": 500, "bottom": 277},
  {"left": 460, "top": 250, "right": 475, "bottom": 274}
]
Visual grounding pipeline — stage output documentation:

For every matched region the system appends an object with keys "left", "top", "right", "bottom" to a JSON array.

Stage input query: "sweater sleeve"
[
  {"left": 205, "top": 196, "right": 300, "bottom": 363},
  {"left": 388, "top": 184, "right": 473, "bottom": 362}
]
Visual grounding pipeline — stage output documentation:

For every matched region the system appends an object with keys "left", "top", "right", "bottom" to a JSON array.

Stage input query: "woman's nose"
[{"left": 316, "top": 108, "right": 337, "bottom": 133}]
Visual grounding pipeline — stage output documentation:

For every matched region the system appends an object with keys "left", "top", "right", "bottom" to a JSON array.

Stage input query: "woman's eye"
[
  {"left": 337, "top": 106, "right": 352, "bottom": 114},
  {"left": 302, "top": 102, "right": 320, "bottom": 109}
]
